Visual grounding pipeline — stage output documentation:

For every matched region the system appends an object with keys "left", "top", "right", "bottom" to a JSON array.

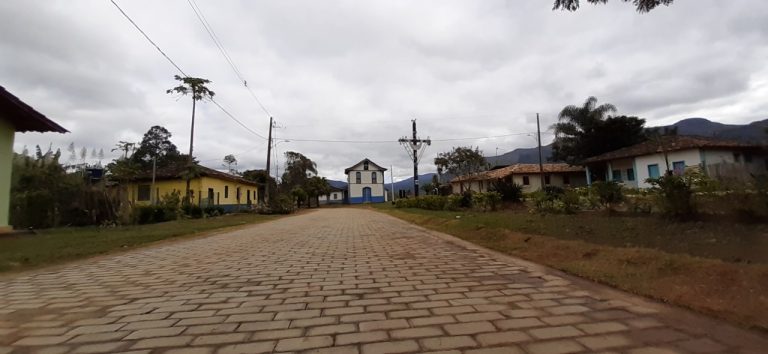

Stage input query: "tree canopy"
[
  {"left": 434, "top": 146, "right": 487, "bottom": 183},
  {"left": 553, "top": 0, "right": 673, "bottom": 12},
  {"left": 132, "top": 126, "right": 182, "bottom": 167},
  {"left": 281, "top": 151, "right": 317, "bottom": 191},
  {"left": 551, "top": 96, "right": 647, "bottom": 164}
]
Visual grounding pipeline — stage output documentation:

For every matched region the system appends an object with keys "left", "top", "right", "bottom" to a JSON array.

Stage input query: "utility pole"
[
  {"left": 398, "top": 119, "right": 431, "bottom": 197},
  {"left": 537, "top": 113, "right": 545, "bottom": 189},
  {"left": 264, "top": 117, "right": 273, "bottom": 205},
  {"left": 390, "top": 165, "right": 395, "bottom": 202},
  {"left": 151, "top": 156, "right": 157, "bottom": 205}
]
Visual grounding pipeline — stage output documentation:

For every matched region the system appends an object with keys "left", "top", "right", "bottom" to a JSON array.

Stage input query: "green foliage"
[
  {"left": 530, "top": 187, "right": 585, "bottom": 214},
  {"left": 551, "top": 96, "right": 647, "bottom": 164},
  {"left": 181, "top": 204, "right": 204, "bottom": 219},
  {"left": 10, "top": 149, "right": 116, "bottom": 229},
  {"left": 475, "top": 192, "right": 502, "bottom": 211},
  {"left": 647, "top": 175, "right": 696, "bottom": 219},
  {"left": 131, "top": 126, "right": 183, "bottom": 168},
  {"left": 291, "top": 187, "right": 308, "bottom": 208},
  {"left": 203, "top": 206, "right": 226, "bottom": 217},
  {"left": 490, "top": 180, "right": 523, "bottom": 203},
  {"left": 269, "top": 194, "right": 296, "bottom": 214},
  {"left": 591, "top": 181, "right": 624, "bottom": 209},
  {"left": 434, "top": 146, "right": 487, "bottom": 188},
  {"left": 167, "top": 75, "right": 215, "bottom": 101}
]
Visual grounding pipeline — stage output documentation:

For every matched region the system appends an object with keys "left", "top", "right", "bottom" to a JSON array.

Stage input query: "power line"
[
  {"left": 110, "top": 0, "right": 268, "bottom": 141},
  {"left": 186, "top": 0, "right": 272, "bottom": 118},
  {"left": 110, "top": 0, "right": 187, "bottom": 77},
  {"left": 210, "top": 98, "right": 268, "bottom": 140}
]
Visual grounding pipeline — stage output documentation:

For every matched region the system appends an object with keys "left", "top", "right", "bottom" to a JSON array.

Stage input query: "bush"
[
  {"left": 647, "top": 175, "right": 696, "bottom": 219},
  {"left": 182, "top": 204, "right": 204, "bottom": 219},
  {"left": 267, "top": 194, "right": 295, "bottom": 214},
  {"left": 133, "top": 205, "right": 176, "bottom": 224},
  {"left": 561, "top": 189, "right": 581, "bottom": 214},
  {"left": 490, "top": 180, "right": 523, "bottom": 203},
  {"left": 473, "top": 192, "right": 502, "bottom": 211},
  {"left": 591, "top": 181, "right": 624, "bottom": 210},
  {"left": 460, "top": 191, "right": 473, "bottom": 208},
  {"left": 203, "top": 206, "right": 226, "bottom": 217}
]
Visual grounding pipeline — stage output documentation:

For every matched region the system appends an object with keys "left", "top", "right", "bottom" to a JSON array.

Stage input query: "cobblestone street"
[{"left": 1, "top": 208, "right": 766, "bottom": 353}]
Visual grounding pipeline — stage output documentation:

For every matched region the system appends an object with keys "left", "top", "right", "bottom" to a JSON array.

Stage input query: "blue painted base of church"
[{"left": 349, "top": 196, "right": 386, "bottom": 204}]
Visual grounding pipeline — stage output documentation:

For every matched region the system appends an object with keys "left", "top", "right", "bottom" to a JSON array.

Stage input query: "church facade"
[{"left": 345, "top": 158, "right": 387, "bottom": 204}]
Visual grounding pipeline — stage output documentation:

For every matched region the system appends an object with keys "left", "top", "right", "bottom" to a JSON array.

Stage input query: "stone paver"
[{"left": 1, "top": 208, "right": 766, "bottom": 353}]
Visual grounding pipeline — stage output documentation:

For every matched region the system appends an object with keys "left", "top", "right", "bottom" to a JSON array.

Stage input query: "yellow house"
[{"left": 125, "top": 165, "right": 259, "bottom": 212}]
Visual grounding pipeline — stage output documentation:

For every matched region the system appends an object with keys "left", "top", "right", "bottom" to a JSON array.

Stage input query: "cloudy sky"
[{"left": 3, "top": 0, "right": 767, "bottom": 181}]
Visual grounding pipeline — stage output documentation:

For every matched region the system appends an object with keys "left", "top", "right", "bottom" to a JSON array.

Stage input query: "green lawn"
[
  {"left": 373, "top": 204, "right": 768, "bottom": 331},
  {"left": 0, "top": 213, "right": 284, "bottom": 273}
]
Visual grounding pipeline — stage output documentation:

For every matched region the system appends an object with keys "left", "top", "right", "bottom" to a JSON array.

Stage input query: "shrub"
[
  {"left": 203, "top": 206, "right": 226, "bottom": 217},
  {"left": 158, "top": 191, "right": 181, "bottom": 221},
  {"left": 490, "top": 180, "right": 523, "bottom": 203},
  {"left": 445, "top": 195, "right": 463, "bottom": 211},
  {"left": 591, "top": 181, "right": 624, "bottom": 210},
  {"left": 647, "top": 175, "right": 696, "bottom": 219},
  {"left": 460, "top": 191, "right": 474, "bottom": 208},
  {"left": 561, "top": 189, "right": 581, "bottom": 214},
  {"left": 182, "top": 204, "right": 204, "bottom": 219},
  {"left": 472, "top": 192, "right": 502, "bottom": 211}
]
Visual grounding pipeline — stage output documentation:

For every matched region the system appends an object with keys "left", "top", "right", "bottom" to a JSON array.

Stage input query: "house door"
[
  {"left": 207, "top": 188, "right": 214, "bottom": 207},
  {"left": 362, "top": 187, "right": 372, "bottom": 202}
]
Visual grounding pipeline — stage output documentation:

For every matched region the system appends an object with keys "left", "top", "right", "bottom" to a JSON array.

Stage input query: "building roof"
[
  {"left": 582, "top": 135, "right": 763, "bottom": 164},
  {"left": 451, "top": 163, "right": 584, "bottom": 183},
  {"left": 344, "top": 158, "right": 388, "bottom": 174},
  {"left": 132, "top": 163, "right": 259, "bottom": 187},
  {"left": 0, "top": 85, "right": 68, "bottom": 133}
]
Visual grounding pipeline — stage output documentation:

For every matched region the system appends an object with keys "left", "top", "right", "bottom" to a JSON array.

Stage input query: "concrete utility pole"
[
  {"left": 398, "top": 120, "right": 431, "bottom": 197},
  {"left": 264, "top": 117, "right": 273, "bottom": 205},
  {"left": 390, "top": 165, "right": 395, "bottom": 202},
  {"left": 537, "top": 113, "right": 545, "bottom": 189}
]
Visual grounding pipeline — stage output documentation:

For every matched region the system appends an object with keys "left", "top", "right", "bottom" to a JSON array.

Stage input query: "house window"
[
  {"left": 672, "top": 161, "right": 685, "bottom": 176},
  {"left": 544, "top": 175, "right": 551, "bottom": 185},
  {"left": 522, "top": 176, "right": 530, "bottom": 185},
  {"left": 224, "top": 185, "right": 229, "bottom": 198},
  {"left": 333, "top": 193, "right": 337, "bottom": 200},
  {"left": 648, "top": 164, "right": 660, "bottom": 179},
  {"left": 363, "top": 161, "right": 369, "bottom": 170},
  {"left": 612, "top": 169, "right": 622, "bottom": 182},
  {"left": 356, "top": 172, "right": 361, "bottom": 184},
  {"left": 563, "top": 174, "right": 570, "bottom": 185},
  {"left": 137, "top": 184, "right": 151, "bottom": 201},
  {"left": 372, "top": 172, "right": 377, "bottom": 183},
  {"left": 627, "top": 168, "right": 635, "bottom": 181}
]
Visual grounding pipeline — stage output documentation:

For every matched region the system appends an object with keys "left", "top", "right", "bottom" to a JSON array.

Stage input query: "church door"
[{"left": 362, "top": 187, "right": 372, "bottom": 203}]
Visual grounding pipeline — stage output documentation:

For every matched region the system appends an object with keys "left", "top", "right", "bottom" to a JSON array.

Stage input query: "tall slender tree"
[
  {"left": 167, "top": 75, "right": 215, "bottom": 204},
  {"left": 553, "top": 0, "right": 673, "bottom": 12}
]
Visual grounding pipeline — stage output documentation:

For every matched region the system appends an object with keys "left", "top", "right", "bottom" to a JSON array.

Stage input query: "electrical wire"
[
  {"left": 110, "top": 0, "right": 269, "bottom": 141},
  {"left": 110, "top": 0, "right": 187, "bottom": 77},
  {"left": 186, "top": 0, "right": 272, "bottom": 118}
]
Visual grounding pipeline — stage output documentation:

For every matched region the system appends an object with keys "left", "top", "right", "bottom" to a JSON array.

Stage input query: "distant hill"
[
  {"left": 485, "top": 145, "right": 553, "bottom": 167},
  {"left": 663, "top": 117, "right": 768, "bottom": 143},
  {"left": 327, "top": 179, "right": 348, "bottom": 189}
]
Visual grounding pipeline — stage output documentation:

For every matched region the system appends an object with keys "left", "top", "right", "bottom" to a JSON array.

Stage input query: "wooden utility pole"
[
  {"left": 537, "top": 113, "right": 545, "bottom": 189},
  {"left": 264, "top": 117, "right": 273, "bottom": 205}
]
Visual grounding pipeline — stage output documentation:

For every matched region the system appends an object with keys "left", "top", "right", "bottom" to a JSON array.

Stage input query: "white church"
[{"left": 344, "top": 158, "right": 388, "bottom": 204}]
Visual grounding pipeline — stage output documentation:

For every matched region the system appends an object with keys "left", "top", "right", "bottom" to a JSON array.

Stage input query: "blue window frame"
[
  {"left": 648, "top": 164, "right": 660, "bottom": 179},
  {"left": 626, "top": 168, "right": 635, "bottom": 181},
  {"left": 611, "top": 169, "right": 622, "bottom": 182},
  {"left": 672, "top": 161, "right": 685, "bottom": 175}
]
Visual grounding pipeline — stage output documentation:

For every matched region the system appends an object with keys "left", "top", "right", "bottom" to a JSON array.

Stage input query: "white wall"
[
  {"left": 606, "top": 158, "right": 637, "bottom": 188},
  {"left": 634, "top": 148, "right": 702, "bottom": 188},
  {"left": 347, "top": 168, "right": 386, "bottom": 198}
]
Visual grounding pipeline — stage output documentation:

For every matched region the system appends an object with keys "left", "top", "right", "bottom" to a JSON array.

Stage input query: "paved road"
[{"left": 1, "top": 208, "right": 766, "bottom": 354}]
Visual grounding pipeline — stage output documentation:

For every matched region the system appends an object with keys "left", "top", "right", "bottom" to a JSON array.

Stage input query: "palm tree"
[
  {"left": 551, "top": 96, "right": 616, "bottom": 164},
  {"left": 167, "top": 75, "right": 214, "bottom": 204},
  {"left": 553, "top": 0, "right": 673, "bottom": 12}
]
